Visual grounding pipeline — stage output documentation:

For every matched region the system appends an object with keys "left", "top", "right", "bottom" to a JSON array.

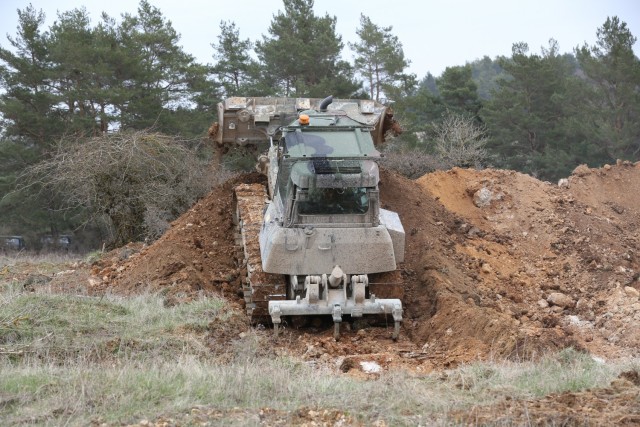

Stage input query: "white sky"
[{"left": 0, "top": 0, "right": 638, "bottom": 78}]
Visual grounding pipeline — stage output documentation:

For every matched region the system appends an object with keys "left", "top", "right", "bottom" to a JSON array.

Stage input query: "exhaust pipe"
[{"left": 319, "top": 95, "right": 333, "bottom": 112}]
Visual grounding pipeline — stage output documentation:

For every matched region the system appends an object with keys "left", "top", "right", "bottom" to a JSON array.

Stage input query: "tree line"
[
  {"left": 393, "top": 17, "right": 639, "bottom": 180},
  {"left": 0, "top": 0, "right": 638, "bottom": 249}
]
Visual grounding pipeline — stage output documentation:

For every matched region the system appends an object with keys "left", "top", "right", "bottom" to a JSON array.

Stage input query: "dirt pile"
[
  {"left": 84, "top": 174, "right": 266, "bottom": 305},
  {"left": 451, "top": 370, "right": 640, "bottom": 425},
  {"left": 82, "top": 161, "right": 640, "bottom": 368},
  {"left": 414, "top": 162, "right": 640, "bottom": 362}
]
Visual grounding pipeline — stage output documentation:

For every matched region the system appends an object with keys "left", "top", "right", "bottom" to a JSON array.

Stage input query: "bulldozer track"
[{"left": 233, "top": 183, "right": 286, "bottom": 323}]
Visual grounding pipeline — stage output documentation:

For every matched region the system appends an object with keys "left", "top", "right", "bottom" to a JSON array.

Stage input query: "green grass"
[
  {"left": 1, "top": 287, "right": 224, "bottom": 364},
  {"left": 1, "top": 279, "right": 638, "bottom": 426}
]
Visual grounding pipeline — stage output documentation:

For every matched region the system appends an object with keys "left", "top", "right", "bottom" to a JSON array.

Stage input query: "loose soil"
[
  {"left": 57, "top": 161, "right": 640, "bottom": 365},
  {"left": 450, "top": 370, "right": 640, "bottom": 426},
  {"left": 42, "top": 161, "right": 640, "bottom": 422}
]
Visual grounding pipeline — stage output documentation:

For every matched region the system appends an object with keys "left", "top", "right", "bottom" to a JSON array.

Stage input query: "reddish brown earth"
[
  {"left": 45, "top": 161, "right": 640, "bottom": 422},
  {"left": 450, "top": 370, "right": 640, "bottom": 426},
  {"left": 70, "top": 161, "right": 640, "bottom": 365}
]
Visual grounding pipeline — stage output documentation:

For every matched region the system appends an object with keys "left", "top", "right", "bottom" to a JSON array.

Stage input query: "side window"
[{"left": 275, "top": 161, "right": 290, "bottom": 203}]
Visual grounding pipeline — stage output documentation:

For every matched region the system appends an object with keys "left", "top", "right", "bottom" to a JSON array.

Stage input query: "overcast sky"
[{"left": 1, "top": 0, "right": 638, "bottom": 78}]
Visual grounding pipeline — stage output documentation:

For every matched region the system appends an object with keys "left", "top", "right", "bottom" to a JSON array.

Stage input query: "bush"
[
  {"left": 433, "top": 112, "right": 488, "bottom": 168},
  {"left": 20, "top": 131, "right": 220, "bottom": 247},
  {"left": 380, "top": 149, "right": 447, "bottom": 179}
]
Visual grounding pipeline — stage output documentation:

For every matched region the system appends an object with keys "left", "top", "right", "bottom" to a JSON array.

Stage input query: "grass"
[
  {"left": 0, "top": 252, "right": 83, "bottom": 269},
  {"left": 1, "top": 275, "right": 639, "bottom": 426},
  {"left": 1, "top": 285, "right": 223, "bottom": 364},
  {"left": 2, "top": 347, "right": 635, "bottom": 426}
]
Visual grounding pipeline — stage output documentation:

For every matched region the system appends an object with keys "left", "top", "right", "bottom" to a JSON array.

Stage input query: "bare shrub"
[
  {"left": 434, "top": 112, "right": 488, "bottom": 168},
  {"left": 380, "top": 149, "right": 447, "bottom": 179},
  {"left": 143, "top": 206, "right": 172, "bottom": 241},
  {"left": 20, "top": 131, "right": 219, "bottom": 247}
]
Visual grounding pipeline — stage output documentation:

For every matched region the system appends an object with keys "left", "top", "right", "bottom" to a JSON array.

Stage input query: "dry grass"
[
  {"left": 2, "top": 344, "right": 635, "bottom": 426},
  {"left": 1, "top": 272, "right": 638, "bottom": 426},
  {"left": 0, "top": 252, "right": 83, "bottom": 269},
  {"left": 0, "top": 289, "right": 222, "bottom": 364}
]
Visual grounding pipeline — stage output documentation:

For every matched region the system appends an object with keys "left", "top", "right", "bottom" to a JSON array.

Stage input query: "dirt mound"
[
  {"left": 86, "top": 174, "right": 265, "bottom": 304},
  {"left": 416, "top": 163, "right": 640, "bottom": 361},
  {"left": 85, "top": 161, "right": 640, "bottom": 368},
  {"left": 451, "top": 370, "right": 640, "bottom": 425}
]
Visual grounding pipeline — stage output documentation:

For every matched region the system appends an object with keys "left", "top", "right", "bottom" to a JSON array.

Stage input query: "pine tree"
[
  {"left": 0, "top": 5, "right": 61, "bottom": 146},
  {"left": 436, "top": 65, "right": 481, "bottom": 118},
  {"left": 575, "top": 16, "right": 640, "bottom": 161},
  {"left": 255, "top": 0, "right": 358, "bottom": 97},
  {"left": 350, "top": 14, "right": 415, "bottom": 102},
  {"left": 117, "top": 0, "right": 204, "bottom": 130},
  {"left": 481, "top": 40, "right": 579, "bottom": 179},
  {"left": 211, "top": 21, "right": 263, "bottom": 96}
]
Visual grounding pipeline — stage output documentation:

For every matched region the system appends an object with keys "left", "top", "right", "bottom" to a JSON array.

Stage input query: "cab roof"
[{"left": 283, "top": 115, "right": 381, "bottom": 159}]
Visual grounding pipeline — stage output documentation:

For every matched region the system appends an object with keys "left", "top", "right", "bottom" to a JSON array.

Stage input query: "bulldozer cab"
[{"left": 270, "top": 110, "right": 382, "bottom": 228}]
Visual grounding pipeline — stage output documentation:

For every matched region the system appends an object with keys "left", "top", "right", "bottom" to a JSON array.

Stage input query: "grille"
[{"left": 312, "top": 160, "right": 361, "bottom": 175}]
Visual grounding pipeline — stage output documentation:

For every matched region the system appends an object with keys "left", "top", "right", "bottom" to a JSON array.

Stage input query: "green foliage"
[
  {"left": 470, "top": 55, "right": 505, "bottom": 100},
  {"left": 420, "top": 72, "right": 439, "bottom": 96},
  {"left": 0, "top": 2, "right": 217, "bottom": 247},
  {"left": 0, "top": 1, "right": 215, "bottom": 143},
  {"left": 575, "top": 16, "right": 640, "bottom": 161},
  {"left": 255, "top": 0, "right": 359, "bottom": 97},
  {"left": 395, "top": 16, "right": 638, "bottom": 181},
  {"left": 394, "top": 66, "right": 481, "bottom": 158},
  {"left": 47, "top": 7, "right": 115, "bottom": 136},
  {"left": 481, "top": 40, "right": 582, "bottom": 179},
  {"left": 437, "top": 65, "right": 482, "bottom": 118},
  {"left": 211, "top": 21, "right": 264, "bottom": 97},
  {"left": 480, "top": 17, "right": 640, "bottom": 180},
  {"left": 0, "top": 139, "right": 81, "bottom": 245},
  {"left": 2, "top": 4, "right": 639, "bottom": 242},
  {"left": 392, "top": 84, "right": 445, "bottom": 150},
  {"left": 350, "top": 14, "right": 416, "bottom": 102},
  {"left": 0, "top": 6, "right": 62, "bottom": 147},
  {"left": 116, "top": 1, "right": 213, "bottom": 132}
]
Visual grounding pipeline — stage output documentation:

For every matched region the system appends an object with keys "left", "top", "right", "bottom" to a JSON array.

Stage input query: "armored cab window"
[{"left": 298, "top": 187, "right": 369, "bottom": 215}]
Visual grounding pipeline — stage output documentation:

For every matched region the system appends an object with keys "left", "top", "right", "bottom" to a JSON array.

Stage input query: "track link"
[{"left": 233, "top": 183, "right": 286, "bottom": 323}]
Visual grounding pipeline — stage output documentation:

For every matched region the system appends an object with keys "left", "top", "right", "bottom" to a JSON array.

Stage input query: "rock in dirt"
[
  {"left": 75, "top": 163, "right": 640, "bottom": 369},
  {"left": 572, "top": 164, "right": 591, "bottom": 176},
  {"left": 547, "top": 292, "right": 575, "bottom": 308},
  {"left": 625, "top": 286, "right": 640, "bottom": 298},
  {"left": 473, "top": 187, "right": 493, "bottom": 207}
]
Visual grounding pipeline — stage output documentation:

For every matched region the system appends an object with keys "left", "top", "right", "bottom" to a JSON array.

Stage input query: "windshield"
[{"left": 298, "top": 187, "right": 369, "bottom": 215}]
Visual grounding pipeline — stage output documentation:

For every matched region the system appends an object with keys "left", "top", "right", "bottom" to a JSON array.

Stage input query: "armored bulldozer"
[{"left": 213, "top": 96, "right": 404, "bottom": 340}]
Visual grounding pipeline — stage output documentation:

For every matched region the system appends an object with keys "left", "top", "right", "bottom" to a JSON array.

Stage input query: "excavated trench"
[{"left": 77, "top": 162, "right": 640, "bottom": 370}]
